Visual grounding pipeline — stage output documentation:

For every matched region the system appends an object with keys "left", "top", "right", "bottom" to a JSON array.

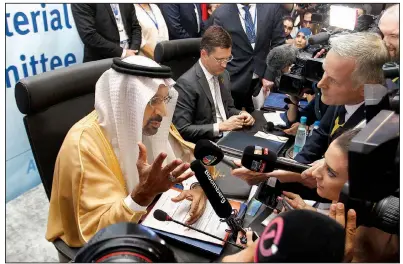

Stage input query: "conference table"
[{"left": 166, "top": 110, "right": 294, "bottom": 262}]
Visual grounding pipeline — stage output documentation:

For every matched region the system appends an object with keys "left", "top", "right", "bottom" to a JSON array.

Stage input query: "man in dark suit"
[
  {"left": 294, "top": 32, "right": 389, "bottom": 164},
  {"left": 173, "top": 26, "right": 255, "bottom": 143},
  {"left": 213, "top": 4, "right": 285, "bottom": 112},
  {"left": 229, "top": 33, "right": 390, "bottom": 202},
  {"left": 71, "top": 4, "right": 141, "bottom": 62},
  {"left": 159, "top": 4, "right": 204, "bottom": 40}
]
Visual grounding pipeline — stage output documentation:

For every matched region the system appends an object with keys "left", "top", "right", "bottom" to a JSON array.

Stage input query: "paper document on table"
[
  {"left": 263, "top": 111, "right": 286, "bottom": 126},
  {"left": 142, "top": 189, "right": 230, "bottom": 245},
  {"left": 254, "top": 131, "right": 289, "bottom": 143}
]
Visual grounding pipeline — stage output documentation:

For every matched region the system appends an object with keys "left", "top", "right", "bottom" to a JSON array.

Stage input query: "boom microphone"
[
  {"left": 194, "top": 139, "right": 237, "bottom": 169},
  {"left": 190, "top": 160, "right": 233, "bottom": 218},
  {"left": 153, "top": 210, "right": 244, "bottom": 249},
  {"left": 265, "top": 44, "right": 298, "bottom": 81},
  {"left": 256, "top": 210, "right": 345, "bottom": 262},
  {"left": 241, "top": 145, "right": 310, "bottom": 173}
]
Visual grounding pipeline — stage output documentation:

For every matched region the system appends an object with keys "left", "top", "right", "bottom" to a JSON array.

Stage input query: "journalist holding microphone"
[{"left": 231, "top": 129, "right": 399, "bottom": 262}]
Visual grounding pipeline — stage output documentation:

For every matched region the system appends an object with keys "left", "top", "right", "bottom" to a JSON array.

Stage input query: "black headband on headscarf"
[{"left": 111, "top": 58, "right": 173, "bottom": 78}]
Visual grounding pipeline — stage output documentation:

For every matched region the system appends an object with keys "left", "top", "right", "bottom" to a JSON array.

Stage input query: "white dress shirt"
[
  {"left": 345, "top": 101, "right": 364, "bottom": 122},
  {"left": 134, "top": 4, "right": 169, "bottom": 56},
  {"left": 110, "top": 4, "right": 130, "bottom": 58},
  {"left": 236, "top": 4, "right": 258, "bottom": 79},
  {"left": 124, "top": 195, "right": 148, "bottom": 212},
  {"left": 199, "top": 60, "right": 227, "bottom": 136}
]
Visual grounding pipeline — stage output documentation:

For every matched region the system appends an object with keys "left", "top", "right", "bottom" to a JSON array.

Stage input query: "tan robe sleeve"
[{"left": 57, "top": 128, "right": 146, "bottom": 245}]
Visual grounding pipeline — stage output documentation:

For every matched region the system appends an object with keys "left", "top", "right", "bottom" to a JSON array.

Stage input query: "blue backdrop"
[{"left": 6, "top": 4, "right": 83, "bottom": 202}]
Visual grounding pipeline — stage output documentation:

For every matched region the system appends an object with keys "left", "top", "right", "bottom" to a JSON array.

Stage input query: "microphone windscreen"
[
  {"left": 194, "top": 139, "right": 224, "bottom": 166},
  {"left": 266, "top": 44, "right": 298, "bottom": 71},
  {"left": 190, "top": 160, "right": 233, "bottom": 218},
  {"left": 153, "top": 209, "right": 170, "bottom": 222},
  {"left": 266, "top": 122, "right": 275, "bottom": 131},
  {"left": 256, "top": 210, "right": 345, "bottom": 263},
  {"left": 241, "top": 146, "right": 277, "bottom": 173}
]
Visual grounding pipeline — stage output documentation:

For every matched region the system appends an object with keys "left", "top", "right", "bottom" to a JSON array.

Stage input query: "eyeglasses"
[
  {"left": 303, "top": 20, "right": 312, "bottom": 24},
  {"left": 149, "top": 95, "right": 172, "bottom": 108},
  {"left": 212, "top": 55, "right": 233, "bottom": 64}
]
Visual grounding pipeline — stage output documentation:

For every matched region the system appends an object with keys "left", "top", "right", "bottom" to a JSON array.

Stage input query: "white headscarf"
[{"left": 95, "top": 56, "right": 177, "bottom": 192}]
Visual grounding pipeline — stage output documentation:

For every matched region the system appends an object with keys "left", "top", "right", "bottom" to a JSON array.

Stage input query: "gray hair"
[
  {"left": 380, "top": 4, "right": 399, "bottom": 22},
  {"left": 328, "top": 32, "right": 389, "bottom": 87}
]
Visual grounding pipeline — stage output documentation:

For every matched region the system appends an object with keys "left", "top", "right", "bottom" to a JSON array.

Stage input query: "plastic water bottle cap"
[
  {"left": 300, "top": 116, "right": 307, "bottom": 124},
  {"left": 314, "top": 120, "right": 320, "bottom": 126}
]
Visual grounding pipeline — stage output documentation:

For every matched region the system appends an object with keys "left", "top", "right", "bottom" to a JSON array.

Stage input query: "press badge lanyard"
[
  {"left": 111, "top": 4, "right": 124, "bottom": 32},
  {"left": 238, "top": 7, "right": 257, "bottom": 43},
  {"left": 139, "top": 5, "right": 159, "bottom": 30}
]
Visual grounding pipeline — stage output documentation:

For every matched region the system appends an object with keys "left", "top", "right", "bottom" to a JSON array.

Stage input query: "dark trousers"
[{"left": 233, "top": 78, "right": 260, "bottom": 113}]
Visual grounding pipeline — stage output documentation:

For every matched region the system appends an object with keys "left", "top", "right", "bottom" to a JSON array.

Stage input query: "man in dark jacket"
[
  {"left": 213, "top": 4, "right": 285, "bottom": 112},
  {"left": 71, "top": 4, "right": 141, "bottom": 62},
  {"left": 173, "top": 26, "right": 254, "bottom": 143},
  {"left": 159, "top": 4, "right": 204, "bottom": 40}
]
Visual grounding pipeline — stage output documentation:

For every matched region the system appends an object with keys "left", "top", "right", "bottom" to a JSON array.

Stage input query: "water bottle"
[
  {"left": 309, "top": 120, "right": 320, "bottom": 137},
  {"left": 293, "top": 116, "right": 307, "bottom": 158}
]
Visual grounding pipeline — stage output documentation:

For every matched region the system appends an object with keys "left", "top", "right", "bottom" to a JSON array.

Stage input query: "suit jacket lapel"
[
  {"left": 217, "top": 73, "right": 230, "bottom": 117},
  {"left": 119, "top": 4, "right": 129, "bottom": 31},
  {"left": 196, "top": 63, "right": 214, "bottom": 108},
  {"left": 344, "top": 104, "right": 365, "bottom": 128},
  {"left": 255, "top": 4, "right": 266, "bottom": 48},
  {"left": 329, "top": 104, "right": 365, "bottom": 144},
  {"left": 105, "top": 4, "right": 118, "bottom": 28}
]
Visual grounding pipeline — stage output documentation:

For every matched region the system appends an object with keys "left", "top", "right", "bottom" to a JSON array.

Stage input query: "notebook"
[{"left": 141, "top": 189, "right": 242, "bottom": 256}]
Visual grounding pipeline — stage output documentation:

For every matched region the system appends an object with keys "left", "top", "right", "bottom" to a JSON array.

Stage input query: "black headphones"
[{"left": 111, "top": 58, "right": 173, "bottom": 78}]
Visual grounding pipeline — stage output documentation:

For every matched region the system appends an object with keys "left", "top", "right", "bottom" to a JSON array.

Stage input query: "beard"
[{"left": 142, "top": 114, "right": 163, "bottom": 136}]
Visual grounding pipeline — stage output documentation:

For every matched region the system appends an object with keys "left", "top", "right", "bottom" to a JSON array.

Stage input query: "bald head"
[{"left": 379, "top": 4, "right": 400, "bottom": 61}]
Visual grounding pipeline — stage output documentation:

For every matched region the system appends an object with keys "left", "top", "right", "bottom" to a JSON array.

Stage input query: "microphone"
[
  {"left": 256, "top": 210, "right": 345, "bottom": 262},
  {"left": 190, "top": 160, "right": 245, "bottom": 239},
  {"left": 194, "top": 139, "right": 237, "bottom": 169},
  {"left": 241, "top": 145, "right": 310, "bottom": 173},
  {"left": 265, "top": 44, "right": 299, "bottom": 81},
  {"left": 190, "top": 160, "right": 233, "bottom": 218},
  {"left": 153, "top": 210, "right": 245, "bottom": 250},
  {"left": 283, "top": 98, "right": 304, "bottom": 110},
  {"left": 265, "top": 122, "right": 284, "bottom": 133},
  {"left": 308, "top": 32, "right": 331, "bottom": 45}
]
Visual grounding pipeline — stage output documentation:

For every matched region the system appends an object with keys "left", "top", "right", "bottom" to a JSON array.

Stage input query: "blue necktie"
[{"left": 242, "top": 5, "right": 256, "bottom": 43}]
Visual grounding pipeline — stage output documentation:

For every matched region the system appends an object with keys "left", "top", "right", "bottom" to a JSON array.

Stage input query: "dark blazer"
[
  {"left": 71, "top": 4, "right": 142, "bottom": 62},
  {"left": 159, "top": 4, "right": 204, "bottom": 40},
  {"left": 173, "top": 62, "right": 242, "bottom": 143},
  {"left": 294, "top": 104, "right": 366, "bottom": 164},
  {"left": 213, "top": 4, "right": 285, "bottom": 97}
]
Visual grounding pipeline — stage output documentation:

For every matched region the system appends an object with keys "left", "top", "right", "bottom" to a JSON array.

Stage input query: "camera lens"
[{"left": 74, "top": 223, "right": 177, "bottom": 263}]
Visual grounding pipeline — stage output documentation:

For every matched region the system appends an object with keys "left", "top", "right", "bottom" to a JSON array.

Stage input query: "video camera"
[
  {"left": 74, "top": 222, "right": 177, "bottom": 262},
  {"left": 278, "top": 54, "right": 325, "bottom": 97},
  {"left": 340, "top": 84, "right": 399, "bottom": 234}
]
